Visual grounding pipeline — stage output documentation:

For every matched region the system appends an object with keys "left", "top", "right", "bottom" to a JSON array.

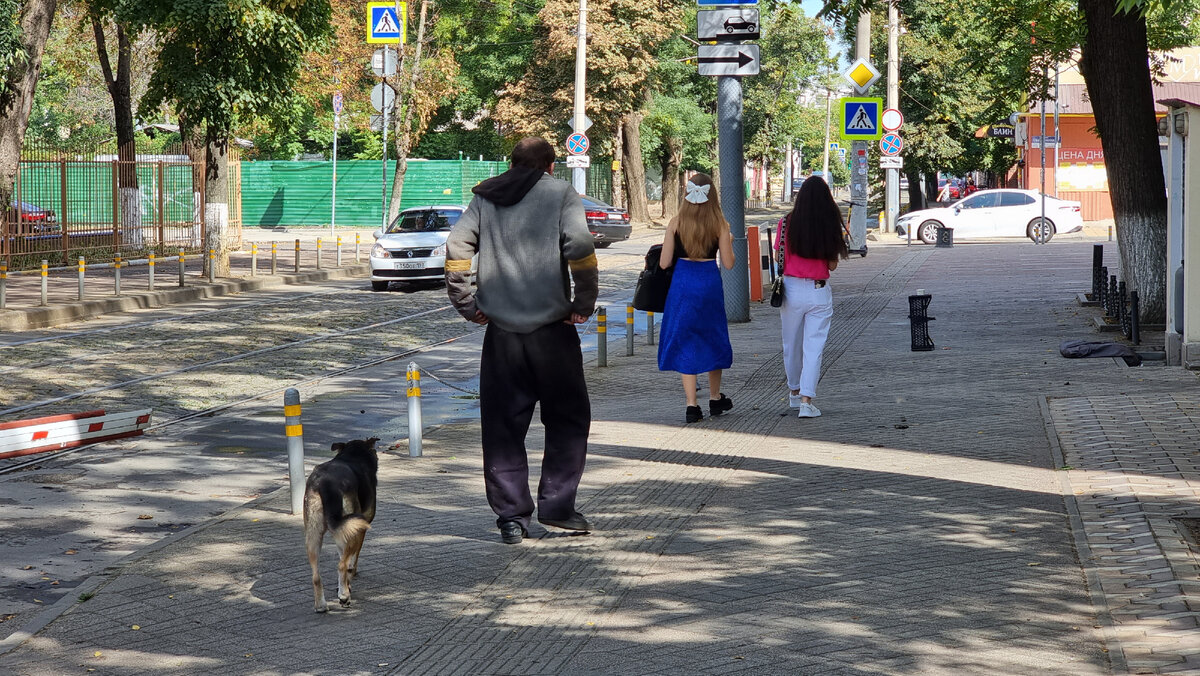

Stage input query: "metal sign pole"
[
  {"left": 717, "top": 75, "right": 749, "bottom": 323},
  {"left": 382, "top": 45, "right": 390, "bottom": 233},
  {"left": 1040, "top": 64, "right": 1047, "bottom": 244},
  {"left": 332, "top": 107, "right": 338, "bottom": 238},
  {"left": 572, "top": 0, "right": 588, "bottom": 194}
]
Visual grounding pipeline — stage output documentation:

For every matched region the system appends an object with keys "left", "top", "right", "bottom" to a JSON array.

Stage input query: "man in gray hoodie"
[{"left": 445, "top": 137, "right": 599, "bottom": 544}]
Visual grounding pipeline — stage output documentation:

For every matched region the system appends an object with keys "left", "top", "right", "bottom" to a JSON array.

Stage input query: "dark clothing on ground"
[{"left": 480, "top": 321, "right": 591, "bottom": 529}]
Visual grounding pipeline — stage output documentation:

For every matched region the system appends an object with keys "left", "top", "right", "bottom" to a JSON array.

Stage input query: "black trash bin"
[{"left": 935, "top": 226, "right": 954, "bottom": 247}]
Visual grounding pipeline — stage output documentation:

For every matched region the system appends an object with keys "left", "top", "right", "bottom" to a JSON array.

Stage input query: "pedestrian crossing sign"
[
  {"left": 839, "top": 97, "right": 884, "bottom": 140},
  {"left": 367, "top": 2, "right": 406, "bottom": 44}
]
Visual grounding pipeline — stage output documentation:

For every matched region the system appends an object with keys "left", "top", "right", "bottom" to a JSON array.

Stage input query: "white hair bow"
[{"left": 684, "top": 181, "right": 711, "bottom": 204}]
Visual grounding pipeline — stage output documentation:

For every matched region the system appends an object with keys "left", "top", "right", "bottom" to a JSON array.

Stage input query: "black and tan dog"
[{"left": 304, "top": 437, "right": 380, "bottom": 613}]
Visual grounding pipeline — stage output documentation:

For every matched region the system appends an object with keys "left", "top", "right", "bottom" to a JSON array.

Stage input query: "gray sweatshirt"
[{"left": 444, "top": 174, "right": 598, "bottom": 333}]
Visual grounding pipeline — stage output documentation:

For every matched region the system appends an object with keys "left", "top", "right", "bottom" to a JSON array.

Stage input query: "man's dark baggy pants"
[{"left": 480, "top": 320, "right": 591, "bottom": 530}]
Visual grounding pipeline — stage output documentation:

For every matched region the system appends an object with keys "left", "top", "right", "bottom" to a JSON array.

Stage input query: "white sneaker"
[
  {"left": 788, "top": 393, "right": 804, "bottom": 408},
  {"left": 796, "top": 402, "right": 822, "bottom": 418}
]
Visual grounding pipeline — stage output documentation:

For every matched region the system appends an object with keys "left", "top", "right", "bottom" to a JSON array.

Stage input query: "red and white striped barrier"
[{"left": 0, "top": 409, "right": 152, "bottom": 460}]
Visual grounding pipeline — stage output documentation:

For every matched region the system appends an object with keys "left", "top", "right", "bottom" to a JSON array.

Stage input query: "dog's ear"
[
  {"left": 365, "top": 437, "right": 380, "bottom": 448},
  {"left": 331, "top": 442, "right": 345, "bottom": 453}
]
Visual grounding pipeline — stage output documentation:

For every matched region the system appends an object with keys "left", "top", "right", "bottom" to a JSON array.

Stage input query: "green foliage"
[
  {"left": 0, "top": 0, "right": 23, "bottom": 75},
  {"left": 133, "top": 0, "right": 335, "bottom": 140},
  {"left": 642, "top": 95, "right": 713, "bottom": 172}
]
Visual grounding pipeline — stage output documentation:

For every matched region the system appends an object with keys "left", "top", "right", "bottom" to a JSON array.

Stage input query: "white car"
[
  {"left": 370, "top": 205, "right": 467, "bottom": 291},
  {"left": 895, "top": 189, "right": 1083, "bottom": 244}
]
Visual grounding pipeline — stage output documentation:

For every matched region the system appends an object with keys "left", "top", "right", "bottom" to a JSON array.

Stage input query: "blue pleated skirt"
[{"left": 657, "top": 259, "right": 733, "bottom": 375}]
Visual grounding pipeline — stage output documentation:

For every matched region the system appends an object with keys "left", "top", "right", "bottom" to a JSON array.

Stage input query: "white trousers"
[{"left": 780, "top": 276, "right": 833, "bottom": 399}]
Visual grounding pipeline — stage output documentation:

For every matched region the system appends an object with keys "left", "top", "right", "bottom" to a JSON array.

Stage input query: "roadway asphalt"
[{"left": 2, "top": 226, "right": 1198, "bottom": 675}]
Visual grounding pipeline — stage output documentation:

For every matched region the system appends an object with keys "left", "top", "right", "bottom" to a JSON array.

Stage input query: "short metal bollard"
[
  {"left": 336, "top": 236, "right": 343, "bottom": 267},
  {"left": 597, "top": 306, "right": 608, "bottom": 367},
  {"left": 355, "top": 233, "right": 361, "bottom": 263},
  {"left": 207, "top": 249, "right": 215, "bottom": 283},
  {"left": 1091, "top": 244, "right": 1103, "bottom": 301},
  {"left": 294, "top": 239, "right": 301, "bottom": 272},
  {"left": 78, "top": 257, "right": 86, "bottom": 300},
  {"left": 251, "top": 243, "right": 258, "bottom": 277},
  {"left": 1130, "top": 290, "right": 1141, "bottom": 345},
  {"left": 1108, "top": 225, "right": 1113, "bottom": 242},
  {"left": 178, "top": 249, "right": 185, "bottom": 287},
  {"left": 40, "top": 259, "right": 48, "bottom": 306},
  {"left": 626, "top": 304, "right": 635, "bottom": 356},
  {"left": 284, "top": 388, "right": 305, "bottom": 516},
  {"left": 316, "top": 237, "right": 323, "bottom": 270},
  {"left": 647, "top": 311, "right": 655, "bottom": 345},
  {"left": 0, "top": 262, "right": 7, "bottom": 309},
  {"left": 407, "top": 362, "right": 423, "bottom": 458},
  {"left": 908, "top": 291, "right": 935, "bottom": 351},
  {"left": 114, "top": 255, "right": 122, "bottom": 296},
  {"left": 271, "top": 242, "right": 278, "bottom": 274},
  {"left": 148, "top": 253, "right": 155, "bottom": 291}
]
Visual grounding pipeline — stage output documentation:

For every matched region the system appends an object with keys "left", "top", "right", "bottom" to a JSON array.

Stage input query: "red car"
[{"left": 7, "top": 200, "right": 58, "bottom": 232}]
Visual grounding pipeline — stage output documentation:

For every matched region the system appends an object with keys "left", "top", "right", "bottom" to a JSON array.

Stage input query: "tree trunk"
[
  {"left": 92, "top": 15, "right": 143, "bottom": 247},
  {"left": 1079, "top": 0, "right": 1167, "bottom": 323},
  {"left": 661, "top": 135, "right": 682, "bottom": 221},
  {"left": 204, "top": 131, "right": 231, "bottom": 276},
  {"left": 621, "top": 112, "right": 650, "bottom": 224},
  {"left": 388, "top": 0, "right": 430, "bottom": 222},
  {"left": 0, "top": 0, "right": 57, "bottom": 222},
  {"left": 923, "top": 172, "right": 939, "bottom": 204},
  {"left": 906, "top": 169, "right": 925, "bottom": 211}
]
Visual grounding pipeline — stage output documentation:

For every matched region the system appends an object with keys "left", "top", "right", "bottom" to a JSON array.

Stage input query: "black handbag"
[
  {"left": 632, "top": 244, "right": 673, "bottom": 313},
  {"left": 769, "top": 217, "right": 787, "bottom": 308}
]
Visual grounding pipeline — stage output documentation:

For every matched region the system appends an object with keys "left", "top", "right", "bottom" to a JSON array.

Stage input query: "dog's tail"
[{"left": 318, "top": 482, "right": 372, "bottom": 543}]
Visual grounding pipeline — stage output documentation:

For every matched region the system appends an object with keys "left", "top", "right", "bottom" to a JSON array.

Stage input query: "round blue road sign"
[
  {"left": 880, "top": 133, "right": 903, "bottom": 156},
  {"left": 566, "top": 133, "right": 590, "bottom": 155}
]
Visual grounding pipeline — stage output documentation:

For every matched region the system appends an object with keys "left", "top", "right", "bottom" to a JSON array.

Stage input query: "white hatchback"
[
  {"left": 895, "top": 189, "right": 1083, "bottom": 244},
  {"left": 370, "top": 205, "right": 467, "bottom": 291}
]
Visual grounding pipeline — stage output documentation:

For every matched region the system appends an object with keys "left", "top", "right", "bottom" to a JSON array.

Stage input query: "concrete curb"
[{"left": 0, "top": 263, "right": 371, "bottom": 332}]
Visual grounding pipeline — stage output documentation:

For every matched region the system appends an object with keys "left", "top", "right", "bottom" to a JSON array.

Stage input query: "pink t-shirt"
[{"left": 775, "top": 220, "right": 831, "bottom": 280}]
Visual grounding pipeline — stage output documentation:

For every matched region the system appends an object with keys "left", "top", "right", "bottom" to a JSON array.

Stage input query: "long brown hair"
[
  {"left": 787, "top": 176, "right": 849, "bottom": 261},
  {"left": 671, "top": 173, "right": 726, "bottom": 258}
]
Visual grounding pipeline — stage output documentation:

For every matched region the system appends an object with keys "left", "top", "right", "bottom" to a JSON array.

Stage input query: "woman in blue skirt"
[{"left": 657, "top": 173, "right": 735, "bottom": 423}]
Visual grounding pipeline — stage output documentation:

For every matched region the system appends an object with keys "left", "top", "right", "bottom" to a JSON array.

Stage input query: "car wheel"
[
  {"left": 748, "top": 23, "right": 757, "bottom": 31},
  {"left": 594, "top": 242, "right": 611, "bottom": 249},
  {"left": 1027, "top": 218, "right": 1055, "bottom": 243},
  {"left": 917, "top": 220, "right": 942, "bottom": 244},
  {"left": 371, "top": 280, "right": 389, "bottom": 291},
  {"left": 726, "top": 25, "right": 735, "bottom": 32}
]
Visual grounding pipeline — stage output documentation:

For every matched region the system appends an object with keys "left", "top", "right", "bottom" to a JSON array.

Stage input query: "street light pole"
[{"left": 572, "top": 0, "right": 588, "bottom": 195}]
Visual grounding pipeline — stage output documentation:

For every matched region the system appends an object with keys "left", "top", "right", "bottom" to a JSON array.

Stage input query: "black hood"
[{"left": 472, "top": 166, "right": 546, "bottom": 207}]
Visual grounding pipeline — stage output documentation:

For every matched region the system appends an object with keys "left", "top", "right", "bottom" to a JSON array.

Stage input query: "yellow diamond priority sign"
[{"left": 844, "top": 58, "right": 881, "bottom": 93}]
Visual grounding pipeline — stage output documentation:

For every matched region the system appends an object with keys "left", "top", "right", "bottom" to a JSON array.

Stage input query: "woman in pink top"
[{"left": 775, "top": 176, "right": 849, "bottom": 417}]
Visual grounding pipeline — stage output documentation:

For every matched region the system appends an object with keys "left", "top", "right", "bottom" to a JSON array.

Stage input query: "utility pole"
[
  {"left": 885, "top": 0, "right": 899, "bottom": 234},
  {"left": 822, "top": 89, "right": 832, "bottom": 180},
  {"left": 572, "top": 0, "right": 588, "bottom": 195}
]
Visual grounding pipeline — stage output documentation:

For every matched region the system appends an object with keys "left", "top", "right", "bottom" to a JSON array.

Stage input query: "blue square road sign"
[{"left": 839, "top": 97, "right": 884, "bottom": 141}]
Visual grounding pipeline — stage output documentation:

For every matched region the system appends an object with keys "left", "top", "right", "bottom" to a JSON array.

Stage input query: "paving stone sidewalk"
[{"left": 2, "top": 238, "right": 1198, "bottom": 675}]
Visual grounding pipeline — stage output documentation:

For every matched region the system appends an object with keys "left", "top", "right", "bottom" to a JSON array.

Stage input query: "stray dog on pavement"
[{"left": 304, "top": 437, "right": 380, "bottom": 613}]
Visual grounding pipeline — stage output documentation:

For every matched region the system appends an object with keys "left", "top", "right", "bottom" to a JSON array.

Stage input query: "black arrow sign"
[{"left": 698, "top": 51, "right": 754, "bottom": 68}]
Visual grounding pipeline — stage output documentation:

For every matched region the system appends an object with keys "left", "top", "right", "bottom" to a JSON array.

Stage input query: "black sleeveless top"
[{"left": 674, "top": 232, "right": 719, "bottom": 259}]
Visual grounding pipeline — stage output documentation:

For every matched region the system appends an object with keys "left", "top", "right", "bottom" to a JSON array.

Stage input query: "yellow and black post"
[
  {"left": 597, "top": 306, "right": 607, "bottom": 367},
  {"left": 316, "top": 237, "right": 323, "bottom": 270},
  {"left": 626, "top": 304, "right": 635, "bottom": 356},
  {"left": 355, "top": 233, "right": 361, "bottom": 263},
  {"left": 0, "top": 262, "right": 7, "bottom": 309},
  {"left": 148, "top": 252, "right": 155, "bottom": 290},
  {"left": 271, "top": 241, "right": 278, "bottom": 274},
  {"left": 114, "top": 255, "right": 122, "bottom": 296},
  {"left": 294, "top": 238, "right": 301, "bottom": 272},
  {"left": 77, "top": 257, "right": 85, "bottom": 300},
  {"left": 178, "top": 249, "right": 185, "bottom": 287},
  {"left": 207, "top": 249, "right": 215, "bottom": 283},
  {"left": 336, "top": 236, "right": 343, "bottom": 267},
  {"left": 40, "top": 259, "right": 48, "bottom": 306},
  {"left": 251, "top": 243, "right": 258, "bottom": 277},
  {"left": 407, "top": 362, "right": 423, "bottom": 457},
  {"left": 284, "top": 387, "right": 305, "bottom": 515},
  {"left": 647, "top": 311, "right": 655, "bottom": 345}
]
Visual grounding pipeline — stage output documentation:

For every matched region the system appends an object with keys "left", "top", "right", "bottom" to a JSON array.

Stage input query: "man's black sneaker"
[
  {"left": 709, "top": 394, "right": 733, "bottom": 416},
  {"left": 499, "top": 521, "right": 528, "bottom": 544},
  {"left": 685, "top": 406, "right": 703, "bottom": 423}
]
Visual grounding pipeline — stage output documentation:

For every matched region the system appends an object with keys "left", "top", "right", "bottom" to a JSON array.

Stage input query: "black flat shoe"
[
  {"left": 499, "top": 521, "right": 528, "bottom": 544},
  {"left": 709, "top": 394, "right": 733, "bottom": 416},
  {"left": 685, "top": 406, "right": 703, "bottom": 423},
  {"left": 538, "top": 512, "right": 591, "bottom": 532}
]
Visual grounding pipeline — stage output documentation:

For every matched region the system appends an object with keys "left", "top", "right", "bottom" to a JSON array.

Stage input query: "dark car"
[
  {"left": 581, "top": 196, "right": 631, "bottom": 248},
  {"left": 724, "top": 18, "right": 756, "bottom": 32}
]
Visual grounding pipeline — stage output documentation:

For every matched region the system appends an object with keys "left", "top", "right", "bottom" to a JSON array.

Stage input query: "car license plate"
[
  {"left": 394, "top": 261, "right": 422, "bottom": 270},
  {"left": 607, "top": 214, "right": 622, "bottom": 221}
]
